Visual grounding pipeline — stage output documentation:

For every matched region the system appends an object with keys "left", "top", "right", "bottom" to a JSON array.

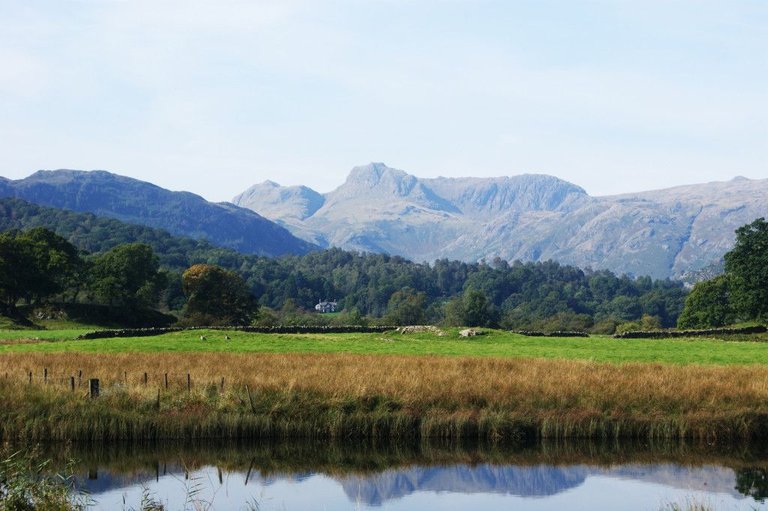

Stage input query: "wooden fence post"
[
  {"left": 245, "top": 385, "right": 256, "bottom": 413},
  {"left": 89, "top": 378, "right": 100, "bottom": 399},
  {"left": 164, "top": 373, "right": 168, "bottom": 389},
  {"left": 44, "top": 368, "right": 47, "bottom": 384},
  {"left": 70, "top": 376, "right": 75, "bottom": 392},
  {"left": 187, "top": 373, "right": 191, "bottom": 392},
  {"left": 144, "top": 372, "right": 148, "bottom": 385}
]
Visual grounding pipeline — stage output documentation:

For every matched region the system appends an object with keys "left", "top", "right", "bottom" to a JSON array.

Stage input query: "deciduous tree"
[
  {"left": 724, "top": 218, "right": 768, "bottom": 321},
  {"left": 677, "top": 275, "right": 733, "bottom": 328},
  {"left": 90, "top": 243, "right": 165, "bottom": 310},
  {"left": 182, "top": 264, "right": 256, "bottom": 325}
]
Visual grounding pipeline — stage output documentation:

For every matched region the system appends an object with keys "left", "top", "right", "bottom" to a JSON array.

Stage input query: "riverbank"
[{"left": 2, "top": 352, "right": 768, "bottom": 443}]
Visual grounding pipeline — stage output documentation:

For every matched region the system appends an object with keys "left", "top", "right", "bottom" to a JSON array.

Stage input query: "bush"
[
  {"left": 590, "top": 318, "right": 619, "bottom": 335},
  {"left": 0, "top": 447, "right": 86, "bottom": 511}
]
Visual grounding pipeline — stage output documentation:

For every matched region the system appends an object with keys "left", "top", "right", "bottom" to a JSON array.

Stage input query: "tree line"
[
  {"left": 0, "top": 225, "right": 687, "bottom": 332},
  {"left": 678, "top": 218, "right": 768, "bottom": 328},
  {"left": 0, "top": 228, "right": 256, "bottom": 326},
  {"left": 5, "top": 196, "right": 767, "bottom": 332},
  {"left": 238, "top": 249, "right": 686, "bottom": 332},
  {"left": 0, "top": 197, "right": 694, "bottom": 330}
]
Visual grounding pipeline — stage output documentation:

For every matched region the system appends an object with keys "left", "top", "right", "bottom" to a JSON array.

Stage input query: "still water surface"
[{"left": 56, "top": 441, "right": 768, "bottom": 510}]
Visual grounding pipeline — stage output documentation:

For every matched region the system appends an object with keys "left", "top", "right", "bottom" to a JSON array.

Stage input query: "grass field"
[
  {"left": 3, "top": 326, "right": 768, "bottom": 442},
  {"left": 1, "top": 328, "right": 768, "bottom": 365}
]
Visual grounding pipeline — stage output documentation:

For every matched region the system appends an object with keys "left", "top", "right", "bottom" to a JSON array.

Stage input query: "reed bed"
[{"left": 1, "top": 352, "right": 768, "bottom": 442}]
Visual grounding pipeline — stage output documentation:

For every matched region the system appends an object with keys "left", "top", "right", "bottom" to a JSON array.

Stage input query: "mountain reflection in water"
[{"left": 46, "top": 440, "right": 768, "bottom": 510}]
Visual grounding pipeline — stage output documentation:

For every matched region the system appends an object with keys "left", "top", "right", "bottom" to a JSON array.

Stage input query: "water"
[{"left": 46, "top": 441, "right": 768, "bottom": 510}]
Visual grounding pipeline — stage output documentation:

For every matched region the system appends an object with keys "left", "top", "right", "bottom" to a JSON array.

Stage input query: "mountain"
[
  {"left": 0, "top": 170, "right": 316, "bottom": 257},
  {"left": 336, "top": 463, "right": 741, "bottom": 505},
  {"left": 233, "top": 163, "right": 768, "bottom": 279},
  {"left": 232, "top": 180, "right": 327, "bottom": 245}
]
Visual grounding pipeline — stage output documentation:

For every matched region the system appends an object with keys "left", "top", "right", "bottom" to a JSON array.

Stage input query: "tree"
[
  {"left": 677, "top": 275, "right": 734, "bottom": 328},
  {"left": 18, "top": 228, "right": 83, "bottom": 304},
  {"left": 0, "top": 229, "right": 83, "bottom": 311},
  {"left": 442, "top": 296, "right": 465, "bottom": 327},
  {"left": 90, "top": 243, "right": 165, "bottom": 310},
  {"left": 182, "top": 264, "right": 256, "bottom": 325},
  {"left": 385, "top": 287, "right": 426, "bottom": 325},
  {"left": 463, "top": 289, "right": 499, "bottom": 327},
  {"left": 724, "top": 218, "right": 768, "bottom": 321},
  {"left": 0, "top": 233, "right": 29, "bottom": 310},
  {"left": 735, "top": 467, "right": 768, "bottom": 501}
]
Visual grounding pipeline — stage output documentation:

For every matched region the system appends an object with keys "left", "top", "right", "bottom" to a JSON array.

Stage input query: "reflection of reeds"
[
  {"left": 34, "top": 438, "right": 768, "bottom": 479},
  {"left": 2, "top": 352, "right": 768, "bottom": 441},
  {"left": 659, "top": 498, "right": 715, "bottom": 511}
]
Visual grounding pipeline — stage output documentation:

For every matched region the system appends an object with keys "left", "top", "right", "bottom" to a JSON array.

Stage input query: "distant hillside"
[
  {"left": 0, "top": 197, "right": 247, "bottom": 272},
  {"left": 0, "top": 169, "right": 316, "bottom": 257},
  {"left": 233, "top": 163, "right": 768, "bottom": 279}
]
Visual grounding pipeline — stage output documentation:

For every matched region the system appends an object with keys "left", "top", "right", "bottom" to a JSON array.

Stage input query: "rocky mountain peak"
[
  {"left": 232, "top": 180, "right": 325, "bottom": 221},
  {"left": 324, "top": 163, "right": 459, "bottom": 214},
  {"left": 341, "top": 163, "right": 419, "bottom": 197}
]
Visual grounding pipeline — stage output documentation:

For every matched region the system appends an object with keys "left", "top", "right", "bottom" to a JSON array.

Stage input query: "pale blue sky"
[{"left": 0, "top": 0, "right": 765, "bottom": 201}]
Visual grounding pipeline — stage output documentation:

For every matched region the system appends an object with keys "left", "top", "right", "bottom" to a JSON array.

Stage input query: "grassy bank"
[
  {"left": 2, "top": 352, "right": 768, "bottom": 442},
  {"left": 3, "top": 328, "right": 768, "bottom": 365}
]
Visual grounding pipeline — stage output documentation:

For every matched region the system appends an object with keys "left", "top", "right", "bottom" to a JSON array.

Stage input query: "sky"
[{"left": 0, "top": 0, "right": 765, "bottom": 202}]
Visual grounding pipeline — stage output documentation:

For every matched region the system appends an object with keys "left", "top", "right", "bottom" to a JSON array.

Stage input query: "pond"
[{"left": 43, "top": 440, "right": 768, "bottom": 510}]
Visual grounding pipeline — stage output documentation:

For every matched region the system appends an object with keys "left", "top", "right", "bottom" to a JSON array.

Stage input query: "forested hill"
[
  {"left": 0, "top": 198, "right": 239, "bottom": 270},
  {"left": 0, "top": 169, "right": 316, "bottom": 257},
  {"left": 0, "top": 198, "right": 686, "bottom": 330}
]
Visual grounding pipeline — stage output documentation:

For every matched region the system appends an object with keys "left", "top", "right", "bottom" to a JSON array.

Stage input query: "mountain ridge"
[
  {"left": 232, "top": 163, "right": 768, "bottom": 278},
  {"left": 0, "top": 169, "right": 317, "bottom": 257}
]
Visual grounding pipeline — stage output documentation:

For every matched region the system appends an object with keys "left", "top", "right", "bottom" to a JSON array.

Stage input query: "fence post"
[
  {"left": 89, "top": 378, "right": 100, "bottom": 399},
  {"left": 70, "top": 376, "right": 75, "bottom": 392},
  {"left": 44, "top": 368, "right": 47, "bottom": 384},
  {"left": 187, "top": 373, "right": 191, "bottom": 392},
  {"left": 28, "top": 371, "right": 32, "bottom": 384},
  {"left": 144, "top": 372, "right": 148, "bottom": 386},
  {"left": 78, "top": 370, "right": 82, "bottom": 387},
  {"left": 164, "top": 373, "right": 168, "bottom": 389},
  {"left": 220, "top": 377, "right": 224, "bottom": 392},
  {"left": 245, "top": 385, "right": 256, "bottom": 413}
]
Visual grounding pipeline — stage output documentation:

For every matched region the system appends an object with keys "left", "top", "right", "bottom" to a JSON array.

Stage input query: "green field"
[{"left": 2, "top": 327, "right": 768, "bottom": 365}]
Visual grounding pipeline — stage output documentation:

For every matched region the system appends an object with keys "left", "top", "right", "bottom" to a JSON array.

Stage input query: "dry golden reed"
[{"left": 1, "top": 352, "right": 767, "bottom": 442}]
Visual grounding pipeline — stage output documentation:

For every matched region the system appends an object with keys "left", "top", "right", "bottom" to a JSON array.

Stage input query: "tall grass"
[
  {"left": 2, "top": 352, "right": 768, "bottom": 442},
  {"left": 0, "top": 446, "right": 88, "bottom": 510}
]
